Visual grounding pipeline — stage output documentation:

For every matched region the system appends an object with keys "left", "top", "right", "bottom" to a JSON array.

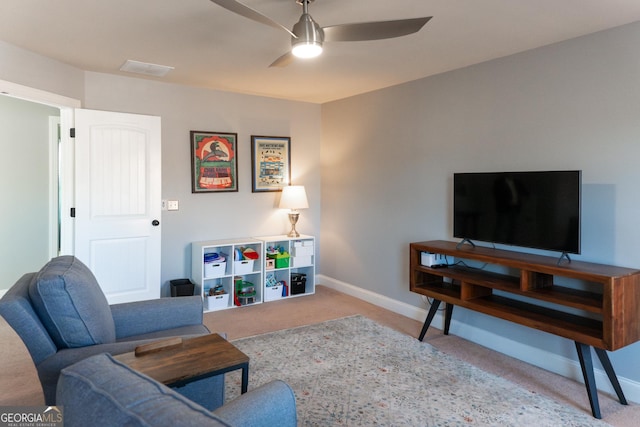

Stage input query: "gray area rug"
[{"left": 225, "top": 315, "right": 609, "bottom": 426}]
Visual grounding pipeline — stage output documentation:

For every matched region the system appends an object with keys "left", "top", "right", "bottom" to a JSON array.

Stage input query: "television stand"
[
  {"left": 455, "top": 238, "right": 476, "bottom": 249},
  {"left": 410, "top": 240, "right": 640, "bottom": 419},
  {"left": 557, "top": 251, "right": 572, "bottom": 265}
]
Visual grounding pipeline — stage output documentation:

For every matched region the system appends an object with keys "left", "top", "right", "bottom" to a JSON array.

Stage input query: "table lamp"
[{"left": 279, "top": 185, "right": 309, "bottom": 237}]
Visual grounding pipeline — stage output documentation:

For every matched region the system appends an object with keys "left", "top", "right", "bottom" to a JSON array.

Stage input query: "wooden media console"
[{"left": 409, "top": 240, "right": 640, "bottom": 419}]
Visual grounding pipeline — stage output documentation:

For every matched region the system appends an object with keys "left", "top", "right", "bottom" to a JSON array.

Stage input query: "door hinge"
[
  {"left": 70, "top": 128, "right": 75, "bottom": 138},
  {"left": 70, "top": 208, "right": 76, "bottom": 218}
]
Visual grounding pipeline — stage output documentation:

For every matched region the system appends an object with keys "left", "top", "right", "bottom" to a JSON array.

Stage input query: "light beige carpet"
[
  {"left": 1, "top": 285, "right": 638, "bottom": 425},
  {"left": 203, "top": 286, "right": 640, "bottom": 426},
  {"left": 225, "top": 315, "right": 609, "bottom": 426}
]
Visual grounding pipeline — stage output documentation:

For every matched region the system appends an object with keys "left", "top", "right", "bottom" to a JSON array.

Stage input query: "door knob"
[{"left": 152, "top": 220, "right": 160, "bottom": 226}]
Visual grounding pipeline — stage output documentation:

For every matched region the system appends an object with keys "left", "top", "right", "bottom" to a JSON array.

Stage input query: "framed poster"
[
  {"left": 251, "top": 135, "right": 291, "bottom": 192},
  {"left": 190, "top": 131, "right": 238, "bottom": 193}
]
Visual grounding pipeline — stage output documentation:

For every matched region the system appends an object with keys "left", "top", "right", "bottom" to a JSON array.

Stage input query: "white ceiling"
[{"left": 1, "top": 0, "right": 640, "bottom": 104}]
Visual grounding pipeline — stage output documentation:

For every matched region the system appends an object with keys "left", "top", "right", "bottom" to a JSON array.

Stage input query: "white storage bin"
[
  {"left": 204, "top": 261, "right": 226, "bottom": 278},
  {"left": 264, "top": 285, "right": 283, "bottom": 302},
  {"left": 291, "top": 256, "right": 312, "bottom": 267},
  {"left": 206, "top": 293, "right": 229, "bottom": 310},
  {"left": 234, "top": 259, "right": 255, "bottom": 274},
  {"left": 292, "top": 246, "right": 314, "bottom": 257}
]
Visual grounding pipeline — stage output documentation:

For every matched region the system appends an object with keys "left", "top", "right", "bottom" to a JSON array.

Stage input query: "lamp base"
[{"left": 287, "top": 212, "right": 300, "bottom": 237}]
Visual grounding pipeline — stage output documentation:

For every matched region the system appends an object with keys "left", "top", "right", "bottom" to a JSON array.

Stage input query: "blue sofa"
[
  {"left": 0, "top": 256, "right": 222, "bottom": 409},
  {"left": 57, "top": 353, "right": 297, "bottom": 427}
]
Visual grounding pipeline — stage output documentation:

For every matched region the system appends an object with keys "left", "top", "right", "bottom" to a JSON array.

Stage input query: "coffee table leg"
[{"left": 241, "top": 364, "right": 249, "bottom": 394}]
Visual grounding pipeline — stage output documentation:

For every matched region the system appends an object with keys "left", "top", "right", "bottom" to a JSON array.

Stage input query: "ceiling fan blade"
[
  {"left": 269, "top": 52, "right": 296, "bottom": 68},
  {"left": 210, "top": 0, "right": 296, "bottom": 38},
  {"left": 322, "top": 17, "right": 431, "bottom": 42}
]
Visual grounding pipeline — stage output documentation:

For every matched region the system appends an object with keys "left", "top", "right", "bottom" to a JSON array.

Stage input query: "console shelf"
[
  {"left": 415, "top": 265, "right": 603, "bottom": 314},
  {"left": 410, "top": 240, "right": 640, "bottom": 418}
]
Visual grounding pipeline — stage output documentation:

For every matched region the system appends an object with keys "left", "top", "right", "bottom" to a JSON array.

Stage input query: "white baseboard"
[{"left": 318, "top": 274, "right": 640, "bottom": 404}]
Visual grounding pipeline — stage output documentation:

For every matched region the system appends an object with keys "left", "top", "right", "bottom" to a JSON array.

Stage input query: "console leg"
[
  {"left": 418, "top": 299, "right": 441, "bottom": 341},
  {"left": 575, "top": 342, "right": 601, "bottom": 419},
  {"left": 444, "top": 303, "right": 454, "bottom": 335},
  {"left": 594, "top": 348, "right": 628, "bottom": 405}
]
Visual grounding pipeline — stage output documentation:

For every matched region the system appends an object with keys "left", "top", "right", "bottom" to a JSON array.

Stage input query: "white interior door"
[{"left": 74, "top": 109, "right": 161, "bottom": 304}]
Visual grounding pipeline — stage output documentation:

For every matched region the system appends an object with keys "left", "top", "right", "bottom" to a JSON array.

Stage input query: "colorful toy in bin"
[
  {"left": 266, "top": 258, "right": 275, "bottom": 270},
  {"left": 204, "top": 252, "right": 225, "bottom": 263},
  {"left": 243, "top": 247, "right": 259, "bottom": 260},
  {"left": 266, "top": 247, "right": 290, "bottom": 269},
  {"left": 209, "top": 284, "right": 226, "bottom": 296},
  {"left": 234, "top": 247, "right": 260, "bottom": 261},
  {"left": 234, "top": 276, "right": 256, "bottom": 306},
  {"left": 266, "top": 274, "right": 278, "bottom": 287}
]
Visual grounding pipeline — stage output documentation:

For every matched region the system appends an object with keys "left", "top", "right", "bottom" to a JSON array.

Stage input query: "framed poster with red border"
[{"left": 191, "top": 131, "right": 238, "bottom": 193}]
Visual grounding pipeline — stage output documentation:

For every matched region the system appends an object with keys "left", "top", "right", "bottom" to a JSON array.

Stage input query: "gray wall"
[
  {"left": 321, "top": 21, "right": 640, "bottom": 391},
  {"left": 82, "top": 72, "right": 322, "bottom": 295},
  {"left": 0, "top": 96, "right": 59, "bottom": 288}
]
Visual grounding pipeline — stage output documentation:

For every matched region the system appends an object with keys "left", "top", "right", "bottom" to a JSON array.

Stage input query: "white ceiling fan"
[{"left": 209, "top": 0, "right": 432, "bottom": 67}]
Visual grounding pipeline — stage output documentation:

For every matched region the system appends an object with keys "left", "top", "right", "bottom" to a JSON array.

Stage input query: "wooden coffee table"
[{"left": 114, "top": 333, "right": 249, "bottom": 394}]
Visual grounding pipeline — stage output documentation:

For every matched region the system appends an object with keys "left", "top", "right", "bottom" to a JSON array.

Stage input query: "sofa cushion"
[
  {"left": 57, "top": 353, "right": 231, "bottom": 427},
  {"left": 29, "top": 256, "right": 116, "bottom": 348}
]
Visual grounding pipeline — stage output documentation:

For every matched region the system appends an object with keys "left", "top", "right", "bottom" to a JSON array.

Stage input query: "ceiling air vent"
[{"left": 119, "top": 60, "right": 174, "bottom": 77}]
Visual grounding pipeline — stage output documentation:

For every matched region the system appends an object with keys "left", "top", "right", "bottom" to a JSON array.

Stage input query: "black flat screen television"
[{"left": 453, "top": 171, "right": 581, "bottom": 254}]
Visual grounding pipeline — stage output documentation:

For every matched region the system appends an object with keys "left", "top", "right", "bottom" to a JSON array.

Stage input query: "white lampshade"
[{"left": 280, "top": 185, "right": 309, "bottom": 210}]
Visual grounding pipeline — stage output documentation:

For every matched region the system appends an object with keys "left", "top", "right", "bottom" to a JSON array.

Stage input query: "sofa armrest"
[
  {"left": 111, "top": 296, "right": 204, "bottom": 339},
  {"left": 57, "top": 353, "right": 231, "bottom": 427},
  {"left": 0, "top": 273, "right": 58, "bottom": 365},
  {"left": 214, "top": 380, "right": 297, "bottom": 427}
]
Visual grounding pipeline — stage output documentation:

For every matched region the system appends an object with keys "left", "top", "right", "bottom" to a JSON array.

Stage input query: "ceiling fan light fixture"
[
  {"left": 292, "top": 41, "right": 323, "bottom": 58},
  {"left": 291, "top": 13, "right": 324, "bottom": 59}
]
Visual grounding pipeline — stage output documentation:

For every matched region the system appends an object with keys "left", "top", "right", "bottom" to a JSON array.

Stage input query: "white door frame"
[
  {"left": 0, "top": 79, "right": 81, "bottom": 257},
  {"left": 48, "top": 115, "right": 60, "bottom": 257}
]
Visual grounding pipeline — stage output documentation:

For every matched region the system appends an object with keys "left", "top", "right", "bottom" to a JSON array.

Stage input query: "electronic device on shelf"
[{"left": 453, "top": 170, "right": 581, "bottom": 256}]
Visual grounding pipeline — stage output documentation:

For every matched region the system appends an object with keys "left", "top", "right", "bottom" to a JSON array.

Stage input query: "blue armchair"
[
  {"left": 0, "top": 256, "right": 223, "bottom": 409},
  {"left": 57, "top": 353, "right": 297, "bottom": 427}
]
